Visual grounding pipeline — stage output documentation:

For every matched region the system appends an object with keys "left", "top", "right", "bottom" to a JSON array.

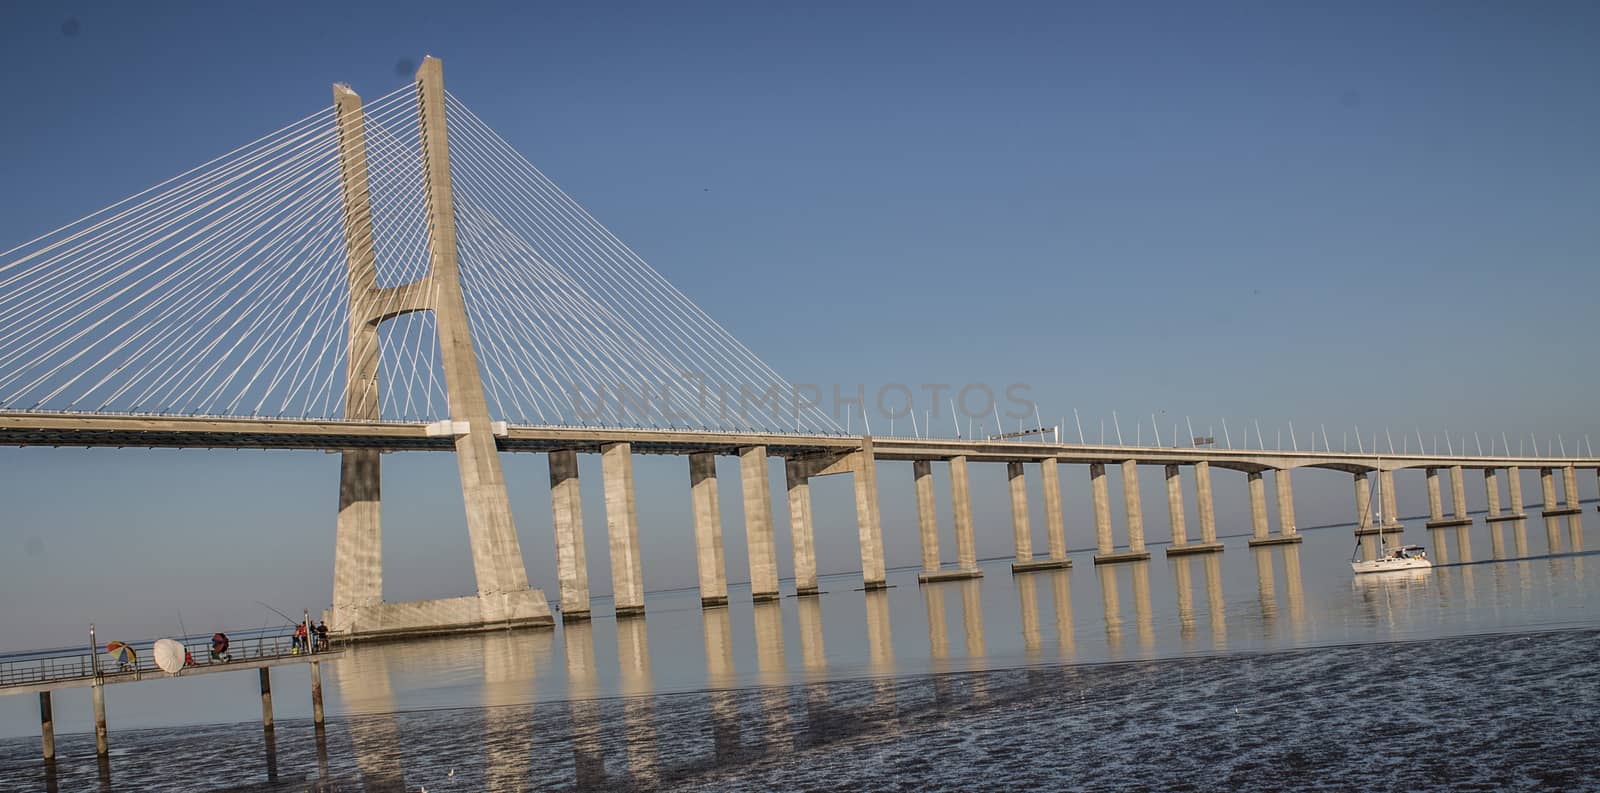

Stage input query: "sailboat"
[{"left": 1351, "top": 460, "right": 1433, "bottom": 574}]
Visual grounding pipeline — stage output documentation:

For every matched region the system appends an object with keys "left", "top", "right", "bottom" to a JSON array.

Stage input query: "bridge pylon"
[{"left": 327, "top": 56, "right": 552, "bottom": 638}]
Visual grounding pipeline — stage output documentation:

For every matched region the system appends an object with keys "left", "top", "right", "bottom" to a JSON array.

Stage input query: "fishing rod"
[{"left": 255, "top": 601, "right": 301, "bottom": 629}]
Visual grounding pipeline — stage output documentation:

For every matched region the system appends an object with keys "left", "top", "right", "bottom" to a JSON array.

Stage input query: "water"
[{"left": 2, "top": 514, "right": 1597, "bottom": 791}]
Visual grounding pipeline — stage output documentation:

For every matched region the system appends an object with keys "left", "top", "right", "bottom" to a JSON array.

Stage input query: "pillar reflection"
[
  {"left": 1096, "top": 564, "right": 1122, "bottom": 654},
  {"left": 1130, "top": 560, "right": 1154, "bottom": 653},
  {"left": 565, "top": 620, "right": 605, "bottom": 788},
  {"left": 1567, "top": 513, "right": 1585, "bottom": 553},
  {"left": 481, "top": 631, "right": 542, "bottom": 791},
  {"left": 864, "top": 589, "right": 896, "bottom": 707},
  {"left": 1018, "top": 573, "right": 1043, "bottom": 657},
  {"left": 616, "top": 616, "right": 656, "bottom": 784},
  {"left": 1513, "top": 518, "right": 1530, "bottom": 557},
  {"left": 1455, "top": 524, "right": 1474, "bottom": 563},
  {"left": 333, "top": 643, "right": 403, "bottom": 784},
  {"left": 701, "top": 607, "right": 741, "bottom": 765},
  {"left": 1544, "top": 516, "right": 1564, "bottom": 555},
  {"left": 1280, "top": 543, "right": 1307, "bottom": 642},
  {"left": 1049, "top": 568, "right": 1075, "bottom": 660},
  {"left": 1253, "top": 546, "right": 1277, "bottom": 631},
  {"left": 1203, "top": 553, "right": 1227, "bottom": 650},
  {"left": 1173, "top": 556, "right": 1197, "bottom": 645},
  {"left": 752, "top": 600, "right": 792, "bottom": 753},
  {"left": 924, "top": 583, "right": 949, "bottom": 663},
  {"left": 959, "top": 578, "right": 986, "bottom": 662}
]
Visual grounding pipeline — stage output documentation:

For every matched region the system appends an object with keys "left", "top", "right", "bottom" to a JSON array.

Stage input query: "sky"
[{"left": 1, "top": 0, "right": 1598, "bottom": 650}]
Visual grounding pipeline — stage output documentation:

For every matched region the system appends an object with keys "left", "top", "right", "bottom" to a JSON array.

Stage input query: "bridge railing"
[{"left": 0, "top": 632, "right": 339, "bottom": 690}]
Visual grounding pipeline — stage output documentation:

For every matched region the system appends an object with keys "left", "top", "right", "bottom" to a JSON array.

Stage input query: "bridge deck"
[{"left": 1, "top": 412, "right": 1595, "bottom": 471}]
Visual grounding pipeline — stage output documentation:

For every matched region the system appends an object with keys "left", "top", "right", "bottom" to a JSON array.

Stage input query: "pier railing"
[{"left": 0, "top": 632, "right": 337, "bottom": 691}]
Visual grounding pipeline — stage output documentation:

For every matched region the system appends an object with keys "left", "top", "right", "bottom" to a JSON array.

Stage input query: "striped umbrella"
[{"left": 105, "top": 641, "right": 137, "bottom": 667}]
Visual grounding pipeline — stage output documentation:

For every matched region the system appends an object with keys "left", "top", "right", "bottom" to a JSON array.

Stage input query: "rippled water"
[{"left": 1, "top": 514, "right": 1596, "bottom": 791}]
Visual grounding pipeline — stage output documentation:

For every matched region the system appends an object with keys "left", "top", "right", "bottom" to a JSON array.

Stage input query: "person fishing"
[
  {"left": 293, "top": 622, "right": 309, "bottom": 654},
  {"left": 210, "top": 632, "right": 231, "bottom": 662},
  {"left": 314, "top": 620, "right": 329, "bottom": 653}
]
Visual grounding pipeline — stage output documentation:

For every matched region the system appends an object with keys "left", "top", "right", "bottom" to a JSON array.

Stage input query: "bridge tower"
[{"left": 328, "top": 57, "right": 551, "bottom": 637}]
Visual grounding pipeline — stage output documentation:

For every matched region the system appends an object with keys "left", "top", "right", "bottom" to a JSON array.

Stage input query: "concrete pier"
[
  {"left": 1276, "top": 470, "right": 1298, "bottom": 535},
  {"left": 1248, "top": 471, "right": 1269, "bottom": 540},
  {"left": 1011, "top": 461, "right": 1068, "bottom": 573},
  {"left": 1165, "top": 463, "right": 1222, "bottom": 556},
  {"left": 952, "top": 456, "right": 984, "bottom": 578},
  {"left": 1164, "top": 454, "right": 1222, "bottom": 553},
  {"left": 1484, "top": 468, "right": 1503, "bottom": 520},
  {"left": 602, "top": 442, "right": 645, "bottom": 616},
  {"left": 1426, "top": 466, "right": 1472, "bottom": 528},
  {"left": 784, "top": 460, "right": 818, "bottom": 595},
  {"left": 1541, "top": 467, "right": 1580, "bottom": 516},
  {"left": 914, "top": 460, "right": 940, "bottom": 575},
  {"left": 1509, "top": 467, "right": 1525, "bottom": 515},
  {"left": 1564, "top": 465, "right": 1582, "bottom": 511},
  {"left": 853, "top": 437, "right": 888, "bottom": 590},
  {"left": 1122, "top": 460, "right": 1146, "bottom": 552},
  {"left": 1041, "top": 459, "right": 1069, "bottom": 564},
  {"left": 1165, "top": 465, "right": 1186, "bottom": 546},
  {"left": 1090, "top": 463, "right": 1113, "bottom": 555},
  {"left": 689, "top": 453, "right": 729, "bottom": 607},
  {"left": 921, "top": 456, "right": 983, "bottom": 581},
  {"left": 1008, "top": 462, "right": 1033, "bottom": 564},
  {"left": 739, "top": 446, "right": 780, "bottom": 602},
  {"left": 1094, "top": 461, "right": 1151, "bottom": 564},
  {"left": 1249, "top": 468, "right": 1303, "bottom": 547},
  {"left": 549, "top": 450, "right": 591, "bottom": 620}
]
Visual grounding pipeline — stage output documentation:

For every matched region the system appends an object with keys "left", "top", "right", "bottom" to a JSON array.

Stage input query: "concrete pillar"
[
  {"left": 1380, "top": 470, "right": 1400, "bottom": 529},
  {"left": 854, "top": 438, "right": 888, "bottom": 589},
  {"left": 1121, "top": 460, "right": 1145, "bottom": 552},
  {"left": 259, "top": 668, "right": 274, "bottom": 732},
  {"left": 602, "top": 443, "right": 645, "bottom": 616},
  {"left": 688, "top": 453, "right": 728, "bottom": 607},
  {"left": 785, "top": 460, "right": 818, "bottom": 595},
  {"left": 1355, "top": 473, "right": 1377, "bottom": 561},
  {"left": 549, "top": 450, "right": 591, "bottom": 619},
  {"left": 950, "top": 456, "right": 978, "bottom": 570},
  {"left": 739, "top": 446, "right": 780, "bottom": 602},
  {"left": 1449, "top": 465, "right": 1468, "bottom": 519},
  {"left": 331, "top": 450, "right": 382, "bottom": 634},
  {"left": 1541, "top": 468, "right": 1558, "bottom": 512},
  {"left": 1564, "top": 465, "right": 1580, "bottom": 509},
  {"left": 1354, "top": 473, "right": 1373, "bottom": 530},
  {"left": 1484, "top": 469, "right": 1502, "bottom": 518},
  {"left": 92, "top": 682, "right": 107, "bottom": 756},
  {"left": 1426, "top": 468, "right": 1444, "bottom": 522},
  {"left": 1165, "top": 465, "right": 1187, "bottom": 547},
  {"left": 416, "top": 58, "right": 537, "bottom": 614},
  {"left": 914, "top": 460, "right": 940, "bottom": 574},
  {"left": 1041, "top": 459, "right": 1067, "bottom": 561},
  {"left": 1274, "top": 469, "right": 1297, "bottom": 535},
  {"left": 1090, "top": 463, "right": 1113, "bottom": 554},
  {"left": 310, "top": 661, "right": 325, "bottom": 727},
  {"left": 1509, "top": 467, "right": 1525, "bottom": 514},
  {"left": 39, "top": 691, "right": 54, "bottom": 761},
  {"left": 1194, "top": 461, "right": 1218, "bottom": 544},
  {"left": 1248, "top": 471, "right": 1269, "bottom": 540},
  {"left": 1008, "top": 462, "right": 1033, "bottom": 562}
]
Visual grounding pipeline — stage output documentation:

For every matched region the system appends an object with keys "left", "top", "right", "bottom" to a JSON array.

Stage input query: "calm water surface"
[{"left": 1, "top": 514, "right": 1596, "bottom": 791}]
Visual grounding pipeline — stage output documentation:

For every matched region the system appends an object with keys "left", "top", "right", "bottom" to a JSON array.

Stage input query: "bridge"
[{"left": 3, "top": 57, "right": 1595, "bottom": 641}]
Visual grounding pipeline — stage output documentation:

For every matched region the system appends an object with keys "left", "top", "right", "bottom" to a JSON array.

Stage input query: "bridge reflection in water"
[{"left": 18, "top": 518, "right": 1600, "bottom": 792}]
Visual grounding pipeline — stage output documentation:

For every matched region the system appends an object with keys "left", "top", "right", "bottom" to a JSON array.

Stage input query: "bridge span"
[{"left": 5, "top": 408, "right": 1596, "bottom": 639}]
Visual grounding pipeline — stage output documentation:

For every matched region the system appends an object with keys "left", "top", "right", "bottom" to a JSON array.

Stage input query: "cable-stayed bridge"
[{"left": 2, "top": 58, "right": 1595, "bottom": 640}]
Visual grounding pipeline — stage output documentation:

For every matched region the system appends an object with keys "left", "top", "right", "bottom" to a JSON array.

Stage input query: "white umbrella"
[{"left": 153, "top": 638, "right": 186, "bottom": 674}]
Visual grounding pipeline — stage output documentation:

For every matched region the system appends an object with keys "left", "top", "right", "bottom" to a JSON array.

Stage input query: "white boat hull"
[{"left": 1351, "top": 557, "right": 1434, "bottom": 574}]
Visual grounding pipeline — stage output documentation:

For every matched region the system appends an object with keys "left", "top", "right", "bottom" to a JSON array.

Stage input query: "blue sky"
[{"left": 1, "top": 1, "right": 1597, "bottom": 649}]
